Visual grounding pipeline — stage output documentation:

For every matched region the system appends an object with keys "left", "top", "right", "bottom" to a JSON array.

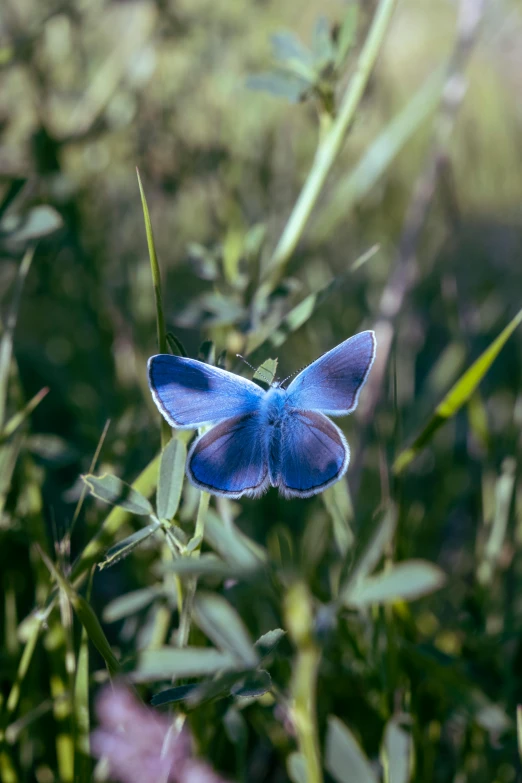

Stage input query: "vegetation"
[{"left": 1, "top": 0, "right": 522, "bottom": 781}]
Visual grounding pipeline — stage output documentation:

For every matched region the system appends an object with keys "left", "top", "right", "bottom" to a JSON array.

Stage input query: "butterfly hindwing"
[
  {"left": 148, "top": 355, "right": 264, "bottom": 428},
  {"left": 286, "top": 330, "right": 376, "bottom": 415},
  {"left": 273, "top": 409, "right": 349, "bottom": 498},
  {"left": 187, "top": 413, "right": 269, "bottom": 498}
]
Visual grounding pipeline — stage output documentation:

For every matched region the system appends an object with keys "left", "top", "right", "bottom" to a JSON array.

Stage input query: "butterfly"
[{"left": 148, "top": 330, "right": 376, "bottom": 499}]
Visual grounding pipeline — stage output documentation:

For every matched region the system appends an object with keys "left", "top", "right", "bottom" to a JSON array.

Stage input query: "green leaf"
[
  {"left": 326, "top": 716, "right": 378, "bottom": 783},
  {"left": 103, "top": 586, "right": 161, "bottom": 623},
  {"left": 83, "top": 473, "right": 154, "bottom": 516},
  {"left": 128, "top": 647, "right": 241, "bottom": 682},
  {"left": 72, "top": 454, "right": 160, "bottom": 581},
  {"left": 157, "top": 438, "right": 186, "bottom": 520},
  {"left": 381, "top": 719, "right": 412, "bottom": 783},
  {"left": 0, "top": 205, "right": 62, "bottom": 245},
  {"left": 198, "top": 339, "right": 215, "bottom": 365},
  {"left": 253, "top": 358, "right": 278, "bottom": 387},
  {"left": 0, "top": 386, "right": 49, "bottom": 442},
  {"left": 287, "top": 753, "right": 308, "bottom": 783},
  {"left": 0, "top": 246, "right": 34, "bottom": 428},
  {"left": 334, "top": 4, "right": 359, "bottom": 68},
  {"left": 98, "top": 522, "right": 161, "bottom": 570},
  {"left": 231, "top": 669, "right": 271, "bottom": 699},
  {"left": 271, "top": 31, "right": 315, "bottom": 73},
  {"left": 204, "top": 510, "right": 266, "bottom": 570},
  {"left": 345, "top": 560, "right": 446, "bottom": 608},
  {"left": 341, "top": 504, "right": 397, "bottom": 596},
  {"left": 193, "top": 592, "right": 260, "bottom": 668},
  {"left": 312, "top": 16, "right": 334, "bottom": 65},
  {"left": 166, "top": 332, "right": 188, "bottom": 357},
  {"left": 322, "top": 479, "right": 354, "bottom": 557},
  {"left": 186, "top": 671, "right": 248, "bottom": 707},
  {"left": 150, "top": 685, "right": 197, "bottom": 706},
  {"left": 394, "top": 306, "right": 522, "bottom": 474},
  {"left": 255, "top": 628, "right": 286, "bottom": 656},
  {"left": 164, "top": 553, "right": 254, "bottom": 579},
  {"left": 246, "top": 72, "right": 310, "bottom": 102}
]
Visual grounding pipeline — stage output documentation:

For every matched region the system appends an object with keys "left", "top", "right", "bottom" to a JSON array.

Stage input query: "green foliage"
[{"left": 2, "top": 0, "right": 522, "bottom": 781}]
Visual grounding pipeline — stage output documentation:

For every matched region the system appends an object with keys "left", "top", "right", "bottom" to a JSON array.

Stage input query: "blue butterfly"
[{"left": 148, "top": 330, "right": 376, "bottom": 499}]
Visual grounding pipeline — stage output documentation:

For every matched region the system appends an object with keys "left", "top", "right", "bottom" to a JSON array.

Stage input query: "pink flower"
[{"left": 91, "top": 685, "right": 230, "bottom": 783}]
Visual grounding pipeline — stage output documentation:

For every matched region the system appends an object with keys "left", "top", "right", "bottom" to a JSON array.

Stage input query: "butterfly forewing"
[
  {"left": 148, "top": 355, "right": 264, "bottom": 428},
  {"left": 286, "top": 330, "right": 376, "bottom": 415}
]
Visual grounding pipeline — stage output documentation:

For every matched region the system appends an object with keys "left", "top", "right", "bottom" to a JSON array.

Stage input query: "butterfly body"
[{"left": 148, "top": 330, "right": 376, "bottom": 499}]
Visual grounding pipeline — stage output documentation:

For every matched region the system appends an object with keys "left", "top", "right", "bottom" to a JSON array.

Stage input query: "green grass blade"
[
  {"left": 38, "top": 547, "right": 120, "bottom": 676},
  {"left": 0, "top": 246, "right": 35, "bottom": 428},
  {"left": 344, "top": 560, "right": 446, "bottom": 607},
  {"left": 136, "top": 167, "right": 170, "bottom": 448},
  {"left": 0, "top": 386, "right": 49, "bottom": 442},
  {"left": 394, "top": 306, "right": 522, "bottom": 474}
]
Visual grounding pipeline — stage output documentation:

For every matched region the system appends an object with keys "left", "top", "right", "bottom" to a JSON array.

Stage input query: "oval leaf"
[
  {"left": 83, "top": 473, "right": 153, "bottom": 516},
  {"left": 157, "top": 438, "right": 186, "bottom": 520},
  {"left": 381, "top": 719, "right": 412, "bottom": 783},
  {"left": 98, "top": 522, "right": 160, "bottom": 570},
  {"left": 128, "top": 647, "right": 240, "bottom": 682},
  {"left": 103, "top": 586, "right": 161, "bottom": 623},
  {"left": 345, "top": 560, "right": 446, "bottom": 608},
  {"left": 194, "top": 592, "right": 259, "bottom": 668},
  {"left": 326, "top": 716, "right": 378, "bottom": 783}
]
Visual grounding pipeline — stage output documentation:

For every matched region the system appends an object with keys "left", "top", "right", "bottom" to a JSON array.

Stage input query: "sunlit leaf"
[
  {"left": 103, "top": 586, "right": 161, "bottom": 623},
  {"left": 334, "top": 4, "right": 359, "bottom": 67},
  {"left": 129, "top": 647, "right": 241, "bottom": 682},
  {"left": 246, "top": 72, "right": 309, "bottom": 102},
  {"left": 326, "top": 716, "right": 378, "bottom": 783},
  {"left": 157, "top": 438, "right": 186, "bottom": 520},
  {"left": 204, "top": 510, "right": 266, "bottom": 570},
  {"left": 253, "top": 358, "right": 278, "bottom": 387},
  {"left": 345, "top": 560, "right": 446, "bottom": 608},
  {"left": 83, "top": 473, "right": 154, "bottom": 516},
  {"left": 0, "top": 205, "right": 62, "bottom": 246},
  {"left": 322, "top": 479, "right": 354, "bottom": 557},
  {"left": 394, "top": 306, "right": 522, "bottom": 474},
  {"left": 381, "top": 719, "right": 412, "bottom": 783},
  {"left": 312, "top": 17, "right": 334, "bottom": 65},
  {"left": 287, "top": 753, "right": 308, "bottom": 783},
  {"left": 193, "top": 592, "right": 259, "bottom": 668},
  {"left": 255, "top": 628, "right": 286, "bottom": 656}
]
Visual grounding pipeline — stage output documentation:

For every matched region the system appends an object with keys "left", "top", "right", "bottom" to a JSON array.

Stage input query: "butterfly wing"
[
  {"left": 187, "top": 413, "right": 269, "bottom": 498},
  {"left": 285, "top": 330, "right": 376, "bottom": 415},
  {"left": 273, "top": 409, "right": 349, "bottom": 498},
  {"left": 148, "top": 355, "right": 264, "bottom": 428}
]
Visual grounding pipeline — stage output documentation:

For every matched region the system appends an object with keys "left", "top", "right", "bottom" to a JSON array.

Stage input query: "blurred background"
[{"left": 2, "top": 0, "right": 522, "bottom": 781}]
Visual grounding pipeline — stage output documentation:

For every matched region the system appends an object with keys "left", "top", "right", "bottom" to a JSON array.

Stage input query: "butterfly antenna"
[
  {"left": 236, "top": 354, "right": 256, "bottom": 372},
  {"left": 280, "top": 364, "right": 308, "bottom": 389}
]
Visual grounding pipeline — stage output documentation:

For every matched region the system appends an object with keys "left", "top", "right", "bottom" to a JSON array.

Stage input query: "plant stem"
[
  {"left": 177, "top": 491, "right": 210, "bottom": 648},
  {"left": 293, "top": 643, "right": 322, "bottom": 783},
  {"left": 285, "top": 582, "right": 323, "bottom": 783},
  {"left": 260, "top": 0, "right": 397, "bottom": 295}
]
